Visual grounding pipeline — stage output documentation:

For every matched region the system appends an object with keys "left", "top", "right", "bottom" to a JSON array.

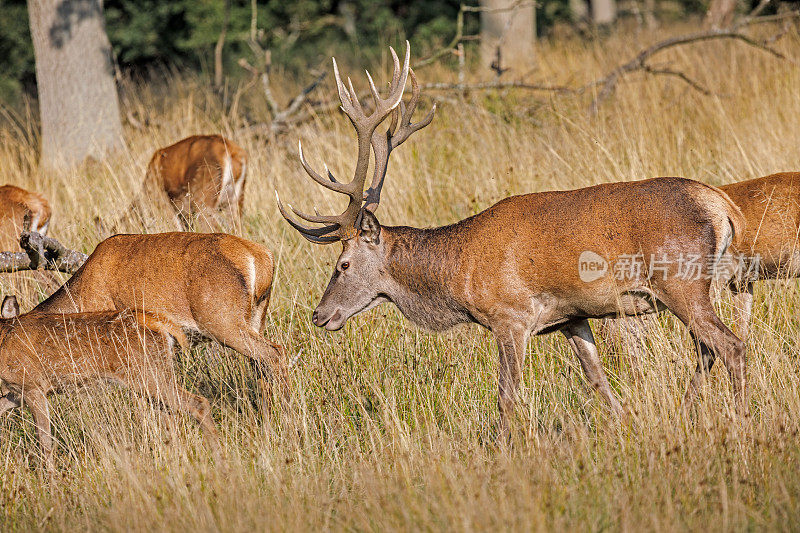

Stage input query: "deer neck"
[{"left": 381, "top": 224, "right": 473, "bottom": 331}]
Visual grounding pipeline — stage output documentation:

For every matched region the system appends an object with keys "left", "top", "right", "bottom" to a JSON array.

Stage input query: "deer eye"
[{"left": 340, "top": 262, "right": 350, "bottom": 271}]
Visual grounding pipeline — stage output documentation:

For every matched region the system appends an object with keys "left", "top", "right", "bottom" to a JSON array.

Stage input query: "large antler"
[
  {"left": 365, "top": 69, "right": 436, "bottom": 213},
  {"left": 277, "top": 42, "right": 414, "bottom": 243}
]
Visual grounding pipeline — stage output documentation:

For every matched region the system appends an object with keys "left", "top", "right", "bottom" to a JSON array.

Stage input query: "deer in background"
[
  {"left": 0, "top": 185, "right": 51, "bottom": 249},
  {"left": 609, "top": 172, "right": 800, "bottom": 367},
  {"left": 0, "top": 296, "right": 220, "bottom": 468},
  {"left": 277, "top": 43, "right": 749, "bottom": 425},
  {"left": 721, "top": 172, "right": 800, "bottom": 339},
  {"left": 30, "top": 232, "right": 289, "bottom": 400},
  {"left": 101, "top": 135, "right": 247, "bottom": 233}
]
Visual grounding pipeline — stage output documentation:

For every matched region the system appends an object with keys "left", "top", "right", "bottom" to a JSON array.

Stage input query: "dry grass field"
[{"left": 1, "top": 22, "right": 800, "bottom": 531}]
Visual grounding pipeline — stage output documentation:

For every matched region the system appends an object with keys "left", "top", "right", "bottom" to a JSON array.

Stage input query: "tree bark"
[
  {"left": 705, "top": 0, "right": 738, "bottom": 29},
  {"left": 0, "top": 231, "right": 87, "bottom": 274},
  {"left": 480, "top": 0, "right": 536, "bottom": 77},
  {"left": 591, "top": 0, "right": 617, "bottom": 24},
  {"left": 27, "top": 0, "right": 124, "bottom": 170}
]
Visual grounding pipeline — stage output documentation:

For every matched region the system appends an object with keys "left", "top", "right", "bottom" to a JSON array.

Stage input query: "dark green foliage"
[{"left": 0, "top": 0, "right": 36, "bottom": 103}]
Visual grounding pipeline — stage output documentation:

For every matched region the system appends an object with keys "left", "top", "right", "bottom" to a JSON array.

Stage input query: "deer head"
[{"left": 277, "top": 43, "right": 435, "bottom": 330}]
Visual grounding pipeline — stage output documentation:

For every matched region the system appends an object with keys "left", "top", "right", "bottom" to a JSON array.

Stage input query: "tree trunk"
[
  {"left": 591, "top": 0, "right": 617, "bottom": 24},
  {"left": 704, "top": 0, "right": 737, "bottom": 29},
  {"left": 570, "top": 0, "right": 589, "bottom": 21},
  {"left": 480, "top": 0, "right": 536, "bottom": 78},
  {"left": 27, "top": 0, "right": 124, "bottom": 170}
]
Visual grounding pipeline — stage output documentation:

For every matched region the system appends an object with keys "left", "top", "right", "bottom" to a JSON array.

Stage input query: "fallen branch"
[
  {"left": 421, "top": 80, "right": 576, "bottom": 93},
  {"left": 588, "top": 23, "right": 799, "bottom": 114},
  {"left": 0, "top": 232, "right": 87, "bottom": 274}
]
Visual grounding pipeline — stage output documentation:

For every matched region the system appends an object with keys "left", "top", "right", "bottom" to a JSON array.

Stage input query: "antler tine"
[
  {"left": 365, "top": 70, "right": 381, "bottom": 109},
  {"left": 298, "top": 140, "right": 347, "bottom": 193},
  {"left": 346, "top": 77, "right": 365, "bottom": 118},
  {"left": 401, "top": 68, "right": 422, "bottom": 127},
  {"left": 275, "top": 191, "right": 341, "bottom": 244},
  {"left": 388, "top": 46, "right": 401, "bottom": 93},
  {"left": 364, "top": 67, "right": 436, "bottom": 213},
  {"left": 332, "top": 58, "right": 355, "bottom": 116},
  {"left": 388, "top": 69, "right": 437, "bottom": 149},
  {"left": 287, "top": 202, "right": 343, "bottom": 225}
]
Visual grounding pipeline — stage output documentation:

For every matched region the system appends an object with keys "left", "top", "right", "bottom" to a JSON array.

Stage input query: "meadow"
[{"left": 1, "top": 21, "right": 800, "bottom": 531}]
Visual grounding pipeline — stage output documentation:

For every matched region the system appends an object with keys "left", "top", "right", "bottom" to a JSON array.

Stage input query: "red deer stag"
[
  {"left": 0, "top": 185, "right": 51, "bottom": 249},
  {"left": 0, "top": 296, "right": 220, "bottom": 468},
  {"left": 30, "top": 232, "right": 288, "bottom": 399},
  {"left": 277, "top": 43, "right": 748, "bottom": 424},
  {"left": 106, "top": 135, "right": 247, "bottom": 233}
]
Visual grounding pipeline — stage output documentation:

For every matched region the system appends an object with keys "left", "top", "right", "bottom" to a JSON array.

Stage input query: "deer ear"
[
  {"left": 359, "top": 210, "right": 381, "bottom": 245},
  {"left": 1, "top": 296, "right": 19, "bottom": 319}
]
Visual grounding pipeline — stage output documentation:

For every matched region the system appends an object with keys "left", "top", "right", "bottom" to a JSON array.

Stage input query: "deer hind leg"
[
  {"left": 730, "top": 282, "right": 754, "bottom": 342},
  {"left": 661, "top": 288, "right": 747, "bottom": 414},
  {"left": 561, "top": 319, "right": 626, "bottom": 418},
  {"left": 194, "top": 280, "right": 289, "bottom": 402},
  {"left": 219, "top": 327, "right": 289, "bottom": 403}
]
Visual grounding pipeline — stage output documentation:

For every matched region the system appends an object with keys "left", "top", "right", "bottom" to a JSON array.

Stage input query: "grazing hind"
[
  {"left": 101, "top": 135, "right": 247, "bottom": 233},
  {"left": 0, "top": 296, "right": 221, "bottom": 468}
]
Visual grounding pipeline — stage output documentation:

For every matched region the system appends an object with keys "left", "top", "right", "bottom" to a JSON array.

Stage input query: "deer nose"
[{"left": 312, "top": 309, "right": 321, "bottom": 326}]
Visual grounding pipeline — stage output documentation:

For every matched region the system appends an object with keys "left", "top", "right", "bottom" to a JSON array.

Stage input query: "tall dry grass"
[{"left": 1, "top": 23, "right": 800, "bottom": 531}]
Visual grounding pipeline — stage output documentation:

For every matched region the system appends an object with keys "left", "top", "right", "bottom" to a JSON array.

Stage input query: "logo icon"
[{"left": 578, "top": 251, "right": 608, "bottom": 282}]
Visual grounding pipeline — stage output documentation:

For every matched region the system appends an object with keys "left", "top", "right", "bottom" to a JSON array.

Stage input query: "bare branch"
[
  {"left": 421, "top": 80, "right": 576, "bottom": 93},
  {"left": 588, "top": 24, "right": 799, "bottom": 114},
  {"left": 642, "top": 65, "right": 713, "bottom": 95},
  {"left": 0, "top": 232, "right": 87, "bottom": 274},
  {"left": 272, "top": 71, "right": 328, "bottom": 129}
]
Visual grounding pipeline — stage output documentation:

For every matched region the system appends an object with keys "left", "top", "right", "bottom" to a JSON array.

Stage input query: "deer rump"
[{"left": 105, "top": 135, "right": 247, "bottom": 233}]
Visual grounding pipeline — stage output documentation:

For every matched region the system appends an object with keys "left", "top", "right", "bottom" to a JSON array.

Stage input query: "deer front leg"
[
  {"left": 494, "top": 326, "right": 528, "bottom": 435},
  {"left": 561, "top": 319, "right": 625, "bottom": 418},
  {"left": 25, "top": 388, "right": 55, "bottom": 470}
]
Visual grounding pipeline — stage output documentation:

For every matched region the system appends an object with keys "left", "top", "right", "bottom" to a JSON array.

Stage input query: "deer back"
[
  {"left": 0, "top": 309, "right": 180, "bottom": 392},
  {"left": 33, "top": 232, "right": 274, "bottom": 336}
]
